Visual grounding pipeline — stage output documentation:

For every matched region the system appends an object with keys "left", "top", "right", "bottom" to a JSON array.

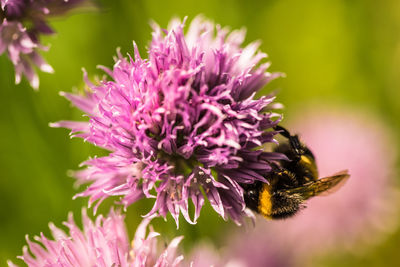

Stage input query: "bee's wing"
[{"left": 281, "top": 170, "right": 350, "bottom": 200}]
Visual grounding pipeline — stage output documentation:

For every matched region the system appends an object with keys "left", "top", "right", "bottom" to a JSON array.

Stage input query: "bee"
[{"left": 243, "top": 125, "right": 349, "bottom": 219}]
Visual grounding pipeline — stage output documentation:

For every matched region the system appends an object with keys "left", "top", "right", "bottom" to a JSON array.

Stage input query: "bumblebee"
[{"left": 243, "top": 125, "right": 349, "bottom": 219}]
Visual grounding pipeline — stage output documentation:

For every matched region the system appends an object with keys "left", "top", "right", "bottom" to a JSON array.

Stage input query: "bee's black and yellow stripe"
[
  {"left": 298, "top": 154, "right": 319, "bottom": 181},
  {"left": 254, "top": 170, "right": 349, "bottom": 219},
  {"left": 243, "top": 175, "right": 303, "bottom": 220},
  {"left": 243, "top": 125, "right": 349, "bottom": 220},
  {"left": 256, "top": 183, "right": 303, "bottom": 219},
  {"left": 258, "top": 184, "right": 273, "bottom": 219}
]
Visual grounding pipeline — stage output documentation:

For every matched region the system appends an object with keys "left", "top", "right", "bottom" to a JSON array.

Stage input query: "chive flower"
[
  {"left": 8, "top": 209, "right": 185, "bottom": 267},
  {"left": 0, "top": 0, "right": 88, "bottom": 89},
  {"left": 52, "top": 16, "right": 283, "bottom": 226}
]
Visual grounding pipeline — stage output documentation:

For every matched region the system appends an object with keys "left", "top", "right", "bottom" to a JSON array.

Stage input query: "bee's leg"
[
  {"left": 274, "top": 125, "right": 291, "bottom": 138},
  {"left": 274, "top": 125, "right": 303, "bottom": 157}
]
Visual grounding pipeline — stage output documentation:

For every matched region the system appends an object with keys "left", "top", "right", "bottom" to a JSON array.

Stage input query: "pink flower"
[
  {"left": 8, "top": 209, "right": 185, "bottom": 267},
  {"left": 0, "top": 0, "right": 88, "bottom": 89},
  {"left": 208, "top": 106, "right": 400, "bottom": 266},
  {"left": 188, "top": 241, "right": 291, "bottom": 267},
  {"left": 52, "top": 16, "right": 283, "bottom": 226},
  {"left": 272, "top": 107, "right": 400, "bottom": 253}
]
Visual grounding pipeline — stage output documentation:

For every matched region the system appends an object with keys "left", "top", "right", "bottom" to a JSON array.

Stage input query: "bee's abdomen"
[
  {"left": 269, "top": 192, "right": 303, "bottom": 219},
  {"left": 243, "top": 182, "right": 304, "bottom": 219}
]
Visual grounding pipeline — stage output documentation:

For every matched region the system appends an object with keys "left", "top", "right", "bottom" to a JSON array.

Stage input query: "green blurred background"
[{"left": 1, "top": 0, "right": 399, "bottom": 266}]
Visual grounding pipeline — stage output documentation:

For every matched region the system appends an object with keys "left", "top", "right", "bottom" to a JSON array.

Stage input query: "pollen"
[{"left": 258, "top": 184, "right": 273, "bottom": 219}]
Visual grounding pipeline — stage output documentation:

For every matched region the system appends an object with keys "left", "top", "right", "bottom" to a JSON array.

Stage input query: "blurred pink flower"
[
  {"left": 0, "top": 0, "right": 89, "bottom": 89},
  {"left": 269, "top": 107, "right": 400, "bottom": 253},
  {"left": 8, "top": 209, "right": 185, "bottom": 267},
  {"left": 189, "top": 106, "right": 400, "bottom": 266},
  {"left": 189, "top": 241, "right": 292, "bottom": 267}
]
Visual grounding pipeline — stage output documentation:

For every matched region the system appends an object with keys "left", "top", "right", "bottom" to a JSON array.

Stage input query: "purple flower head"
[
  {"left": 8, "top": 209, "right": 185, "bottom": 267},
  {"left": 52, "top": 16, "right": 284, "bottom": 226},
  {"left": 0, "top": 0, "right": 88, "bottom": 89}
]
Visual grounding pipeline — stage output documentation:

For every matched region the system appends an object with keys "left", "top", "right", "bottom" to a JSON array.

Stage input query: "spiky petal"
[
  {"left": 0, "top": 0, "right": 88, "bottom": 89},
  {"left": 8, "top": 209, "right": 185, "bottom": 267},
  {"left": 53, "top": 16, "right": 285, "bottom": 226}
]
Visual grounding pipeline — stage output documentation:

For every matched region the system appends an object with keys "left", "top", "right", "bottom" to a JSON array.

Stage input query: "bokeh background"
[{"left": 1, "top": 0, "right": 400, "bottom": 266}]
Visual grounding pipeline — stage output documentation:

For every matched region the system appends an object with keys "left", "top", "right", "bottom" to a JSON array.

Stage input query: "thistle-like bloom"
[
  {"left": 8, "top": 209, "right": 185, "bottom": 267},
  {"left": 0, "top": 0, "right": 88, "bottom": 89},
  {"left": 52, "top": 16, "right": 283, "bottom": 226}
]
